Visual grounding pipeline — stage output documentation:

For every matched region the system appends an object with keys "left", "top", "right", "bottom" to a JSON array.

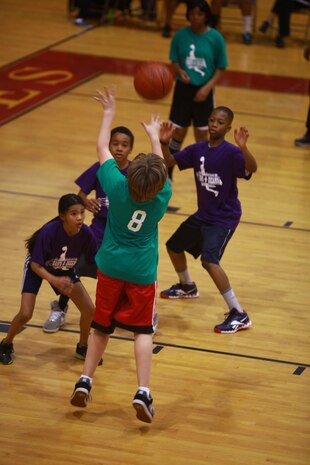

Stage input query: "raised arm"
[
  {"left": 93, "top": 86, "right": 115, "bottom": 165},
  {"left": 234, "top": 126, "right": 257, "bottom": 173},
  {"left": 159, "top": 120, "right": 177, "bottom": 168},
  {"left": 140, "top": 114, "right": 163, "bottom": 158}
]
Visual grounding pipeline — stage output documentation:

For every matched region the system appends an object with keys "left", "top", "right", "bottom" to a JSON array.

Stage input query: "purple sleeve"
[
  {"left": 232, "top": 147, "right": 252, "bottom": 180},
  {"left": 173, "top": 144, "right": 197, "bottom": 170},
  {"left": 75, "top": 162, "right": 100, "bottom": 194},
  {"left": 30, "top": 224, "right": 53, "bottom": 266}
]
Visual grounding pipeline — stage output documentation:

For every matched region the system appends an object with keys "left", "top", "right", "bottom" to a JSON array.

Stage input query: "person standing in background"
[{"left": 166, "top": 0, "right": 227, "bottom": 181}]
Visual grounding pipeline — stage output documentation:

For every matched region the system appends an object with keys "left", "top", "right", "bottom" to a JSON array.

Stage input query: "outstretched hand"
[
  {"left": 234, "top": 126, "right": 249, "bottom": 148},
  {"left": 160, "top": 121, "right": 175, "bottom": 144},
  {"left": 93, "top": 85, "right": 116, "bottom": 112},
  {"left": 141, "top": 114, "right": 161, "bottom": 137}
]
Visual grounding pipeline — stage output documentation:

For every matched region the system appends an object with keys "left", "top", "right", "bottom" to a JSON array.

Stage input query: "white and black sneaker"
[
  {"left": 160, "top": 282, "right": 199, "bottom": 299},
  {"left": 214, "top": 308, "right": 252, "bottom": 334},
  {"left": 70, "top": 376, "right": 92, "bottom": 407},
  {"left": 132, "top": 389, "right": 154, "bottom": 423}
]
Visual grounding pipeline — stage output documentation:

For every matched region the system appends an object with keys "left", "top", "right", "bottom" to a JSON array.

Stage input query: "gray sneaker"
[{"left": 43, "top": 301, "right": 67, "bottom": 333}]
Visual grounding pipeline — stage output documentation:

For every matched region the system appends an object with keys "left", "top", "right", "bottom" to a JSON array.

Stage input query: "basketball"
[{"left": 134, "top": 62, "right": 174, "bottom": 100}]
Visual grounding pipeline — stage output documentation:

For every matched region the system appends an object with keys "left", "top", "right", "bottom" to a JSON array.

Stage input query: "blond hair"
[{"left": 127, "top": 153, "right": 167, "bottom": 202}]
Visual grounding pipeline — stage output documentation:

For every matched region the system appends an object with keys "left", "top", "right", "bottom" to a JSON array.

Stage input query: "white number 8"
[{"left": 127, "top": 210, "right": 147, "bottom": 232}]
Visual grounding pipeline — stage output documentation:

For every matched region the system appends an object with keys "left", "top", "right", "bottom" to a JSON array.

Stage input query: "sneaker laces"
[
  {"left": 170, "top": 283, "right": 182, "bottom": 289},
  {"left": 48, "top": 311, "right": 64, "bottom": 322}
]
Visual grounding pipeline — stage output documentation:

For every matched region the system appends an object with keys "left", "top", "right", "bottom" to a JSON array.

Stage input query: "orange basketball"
[{"left": 134, "top": 62, "right": 174, "bottom": 100}]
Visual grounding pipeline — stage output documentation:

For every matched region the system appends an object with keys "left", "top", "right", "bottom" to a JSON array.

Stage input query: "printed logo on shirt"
[
  {"left": 98, "top": 197, "right": 109, "bottom": 208},
  {"left": 196, "top": 156, "right": 222, "bottom": 197},
  {"left": 185, "top": 44, "right": 206, "bottom": 77},
  {"left": 46, "top": 246, "right": 78, "bottom": 270}
]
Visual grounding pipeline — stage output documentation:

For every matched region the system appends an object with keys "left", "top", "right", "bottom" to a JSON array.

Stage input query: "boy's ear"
[{"left": 226, "top": 124, "right": 232, "bottom": 134}]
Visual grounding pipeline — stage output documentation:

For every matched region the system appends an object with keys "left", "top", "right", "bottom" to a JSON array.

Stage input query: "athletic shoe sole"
[
  {"left": 160, "top": 292, "right": 199, "bottom": 299},
  {"left": 74, "top": 352, "right": 103, "bottom": 366},
  {"left": 132, "top": 399, "right": 154, "bottom": 423},
  {"left": 42, "top": 322, "right": 66, "bottom": 333},
  {"left": 295, "top": 142, "right": 310, "bottom": 147},
  {"left": 70, "top": 388, "right": 90, "bottom": 407},
  {"left": 0, "top": 354, "right": 13, "bottom": 365},
  {"left": 214, "top": 319, "right": 253, "bottom": 334}
]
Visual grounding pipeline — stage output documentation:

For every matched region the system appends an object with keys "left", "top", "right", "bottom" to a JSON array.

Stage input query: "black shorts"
[
  {"left": 169, "top": 80, "right": 214, "bottom": 129},
  {"left": 22, "top": 255, "right": 80, "bottom": 295},
  {"left": 75, "top": 253, "right": 97, "bottom": 279},
  {"left": 166, "top": 215, "right": 234, "bottom": 264}
]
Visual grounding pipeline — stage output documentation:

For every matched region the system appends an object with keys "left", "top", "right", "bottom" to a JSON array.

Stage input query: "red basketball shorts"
[{"left": 91, "top": 270, "right": 157, "bottom": 334}]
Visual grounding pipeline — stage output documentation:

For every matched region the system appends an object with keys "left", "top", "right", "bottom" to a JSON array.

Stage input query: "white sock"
[
  {"left": 177, "top": 269, "right": 193, "bottom": 285},
  {"left": 81, "top": 375, "right": 93, "bottom": 385},
  {"left": 222, "top": 288, "right": 243, "bottom": 313},
  {"left": 243, "top": 16, "right": 252, "bottom": 34},
  {"left": 138, "top": 386, "right": 150, "bottom": 397}
]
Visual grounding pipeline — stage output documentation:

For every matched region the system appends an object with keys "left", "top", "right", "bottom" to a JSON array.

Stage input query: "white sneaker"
[{"left": 43, "top": 301, "right": 67, "bottom": 333}]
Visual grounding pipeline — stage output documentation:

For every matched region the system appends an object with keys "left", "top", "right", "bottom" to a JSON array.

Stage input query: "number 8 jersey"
[{"left": 96, "top": 159, "right": 172, "bottom": 285}]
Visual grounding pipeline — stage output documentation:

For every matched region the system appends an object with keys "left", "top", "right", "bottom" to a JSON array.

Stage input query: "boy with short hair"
[
  {"left": 159, "top": 106, "right": 257, "bottom": 334},
  {"left": 70, "top": 86, "right": 172, "bottom": 424}
]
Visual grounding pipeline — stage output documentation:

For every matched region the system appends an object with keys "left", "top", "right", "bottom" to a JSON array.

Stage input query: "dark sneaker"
[
  {"left": 259, "top": 20, "right": 270, "bottom": 33},
  {"left": 275, "top": 35, "right": 285, "bottom": 48},
  {"left": 132, "top": 389, "right": 154, "bottom": 423},
  {"left": 214, "top": 308, "right": 252, "bottom": 334},
  {"left": 43, "top": 300, "right": 68, "bottom": 333},
  {"left": 0, "top": 339, "right": 14, "bottom": 365},
  {"left": 70, "top": 376, "right": 92, "bottom": 407},
  {"left": 160, "top": 282, "right": 199, "bottom": 299},
  {"left": 162, "top": 24, "right": 171, "bottom": 38},
  {"left": 75, "top": 343, "right": 103, "bottom": 366},
  {"left": 295, "top": 133, "right": 310, "bottom": 147},
  {"left": 242, "top": 32, "right": 252, "bottom": 45}
]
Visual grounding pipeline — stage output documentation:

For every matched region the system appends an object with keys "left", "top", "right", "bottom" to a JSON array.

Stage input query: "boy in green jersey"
[{"left": 70, "top": 86, "right": 172, "bottom": 424}]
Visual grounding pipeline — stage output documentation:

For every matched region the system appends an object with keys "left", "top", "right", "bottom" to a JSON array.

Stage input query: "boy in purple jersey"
[
  {"left": 159, "top": 106, "right": 258, "bottom": 334},
  {"left": 0, "top": 194, "right": 98, "bottom": 365},
  {"left": 43, "top": 127, "right": 134, "bottom": 333}
]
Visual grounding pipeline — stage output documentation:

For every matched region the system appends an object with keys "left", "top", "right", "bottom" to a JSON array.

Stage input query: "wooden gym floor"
[{"left": 0, "top": 1, "right": 309, "bottom": 464}]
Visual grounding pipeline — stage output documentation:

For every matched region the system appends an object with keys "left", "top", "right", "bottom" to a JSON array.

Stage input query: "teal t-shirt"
[
  {"left": 169, "top": 26, "right": 228, "bottom": 86},
  {"left": 95, "top": 159, "right": 172, "bottom": 285}
]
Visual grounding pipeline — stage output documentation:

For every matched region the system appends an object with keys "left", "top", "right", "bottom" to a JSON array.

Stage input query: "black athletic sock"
[{"left": 59, "top": 294, "right": 69, "bottom": 312}]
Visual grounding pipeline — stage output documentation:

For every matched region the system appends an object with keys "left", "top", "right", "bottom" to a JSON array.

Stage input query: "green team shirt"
[
  {"left": 95, "top": 159, "right": 172, "bottom": 285},
  {"left": 169, "top": 26, "right": 228, "bottom": 86}
]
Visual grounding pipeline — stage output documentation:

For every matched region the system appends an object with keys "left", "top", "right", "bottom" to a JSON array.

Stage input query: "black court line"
[
  {"left": 1, "top": 321, "right": 308, "bottom": 369},
  {"left": 1, "top": 188, "right": 309, "bottom": 233},
  {"left": 293, "top": 366, "right": 306, "bottom": 375}
]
